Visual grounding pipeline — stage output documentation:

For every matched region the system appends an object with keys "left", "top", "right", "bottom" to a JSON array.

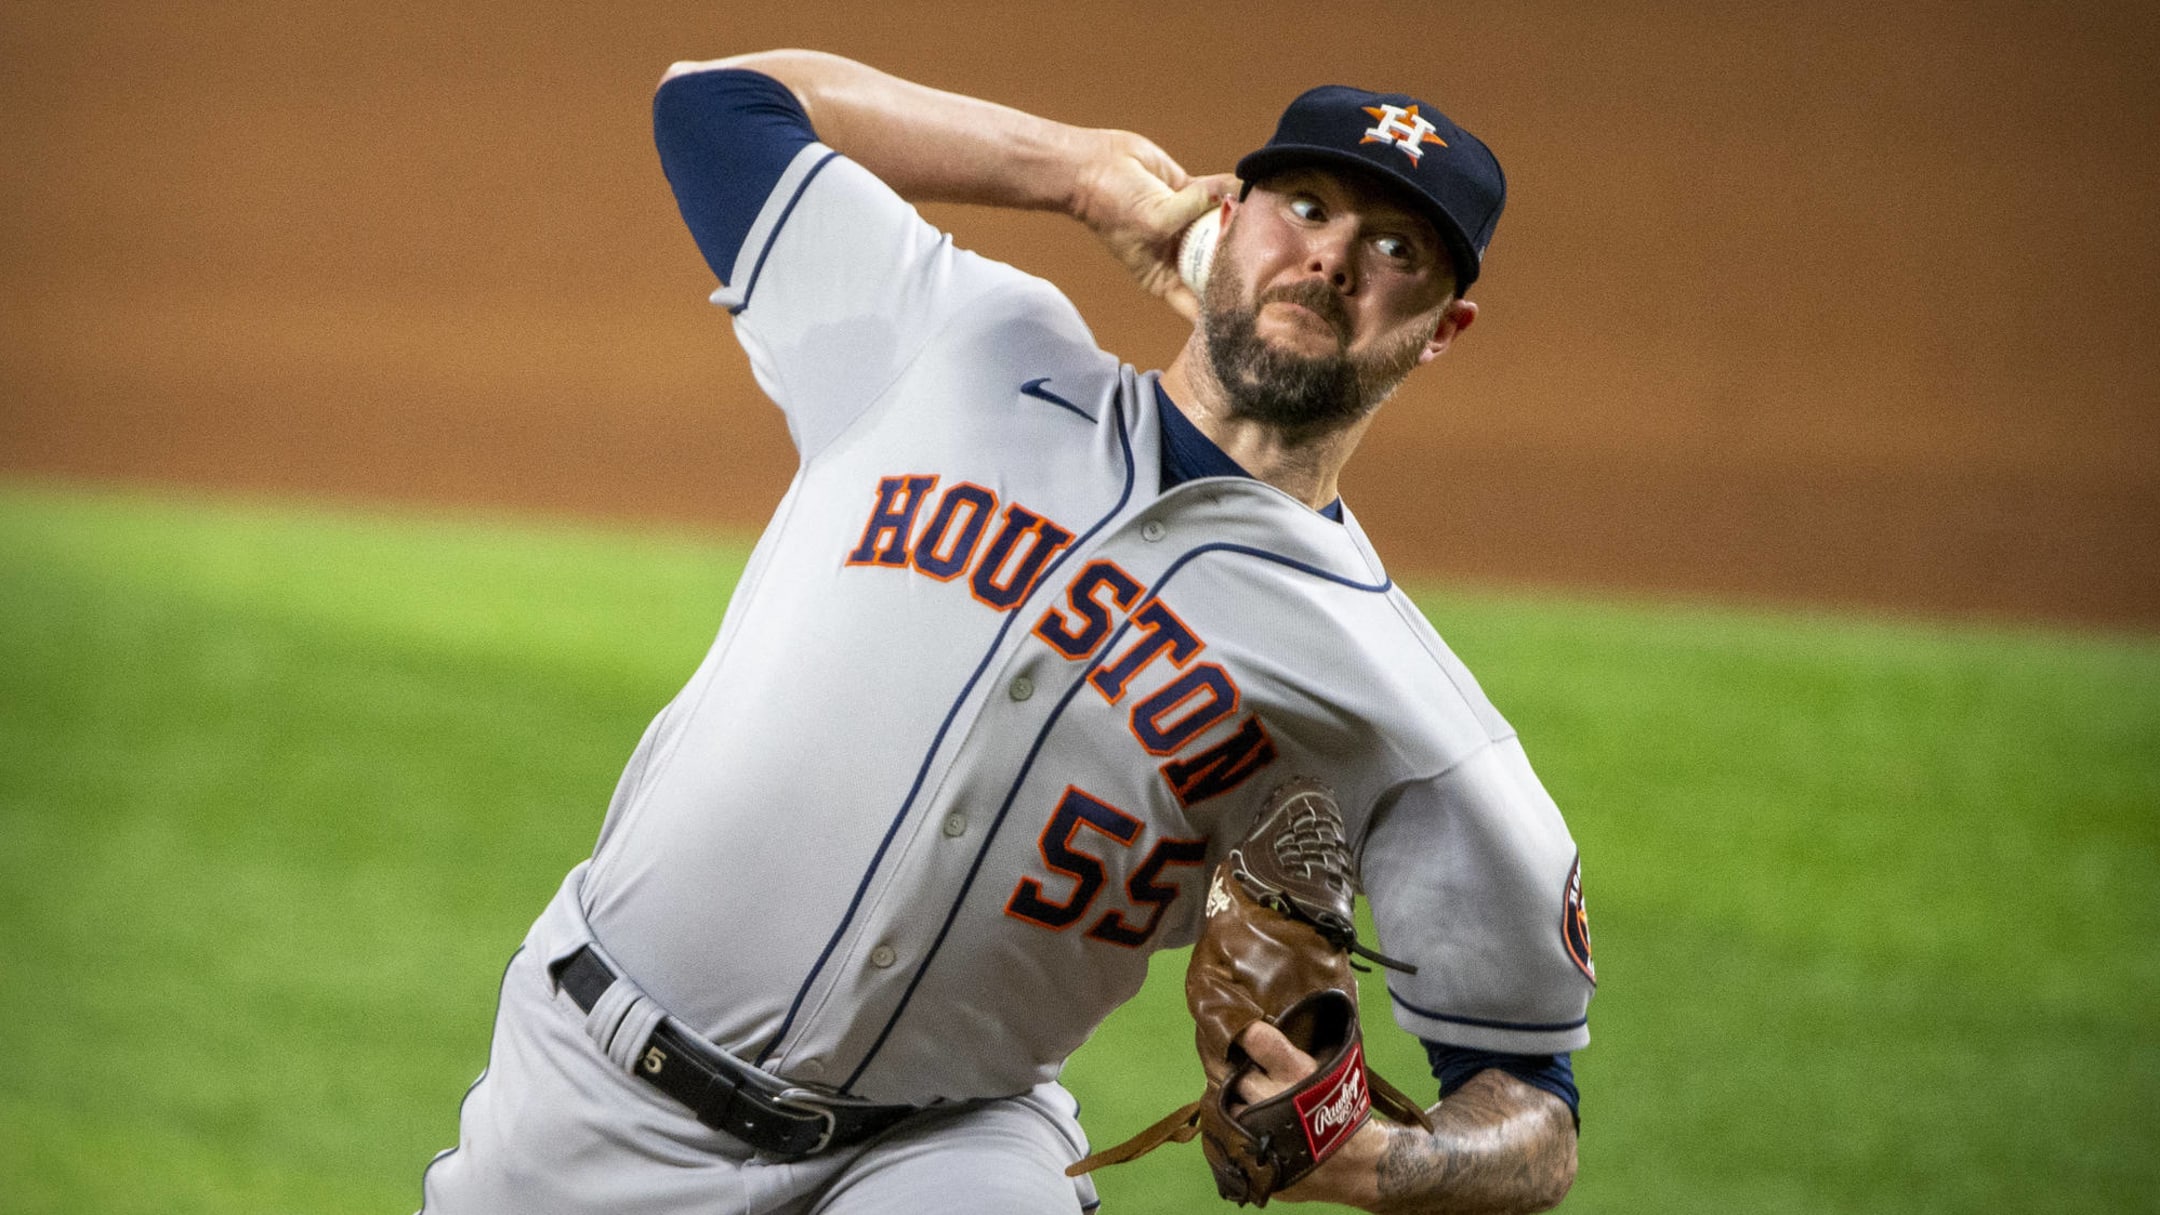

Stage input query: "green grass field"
[{"left": 3, "top": 480, "right": 2155, "bottom": 1214}]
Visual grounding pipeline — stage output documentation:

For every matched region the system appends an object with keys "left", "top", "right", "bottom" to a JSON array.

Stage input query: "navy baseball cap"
[{"left": 1235, "top": 85, "right": 1505, "bottom": 292}]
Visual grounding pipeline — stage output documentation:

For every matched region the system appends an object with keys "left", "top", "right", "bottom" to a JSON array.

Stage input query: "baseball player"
[{"left": 422, "top": 48, "right": 1592, "bottom": 1214}]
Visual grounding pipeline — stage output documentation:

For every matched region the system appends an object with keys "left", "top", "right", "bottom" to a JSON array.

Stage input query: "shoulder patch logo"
[
  {"left": 1561, "top": 857, "right": 1595, "bottom": 983},
  {"left": 1359, "top": 104, "right": 1447, "bottom": 164}
]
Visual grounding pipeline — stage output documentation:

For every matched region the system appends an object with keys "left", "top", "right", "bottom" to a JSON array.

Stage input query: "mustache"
[{"left": 1255, "top": 281, "right": 1351, "bottom": 342}]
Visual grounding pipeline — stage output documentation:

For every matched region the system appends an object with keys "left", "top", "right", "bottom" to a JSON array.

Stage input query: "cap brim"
[{"left": 1235, "top": 144, "right": 1480, "bottom": 291}]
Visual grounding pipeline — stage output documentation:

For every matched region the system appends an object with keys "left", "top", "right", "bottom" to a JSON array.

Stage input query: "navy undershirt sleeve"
[
  {"left": 653, "top": 68, "right": 818, "bottom": 282},
  {"left": 1424, "top": 1040, "right": 1580, "bottom": 1126}
]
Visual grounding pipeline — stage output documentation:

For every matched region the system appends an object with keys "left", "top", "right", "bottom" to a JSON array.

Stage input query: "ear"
[{"left": 1414, "top": 299, "right": 1478, "bottom": 366}]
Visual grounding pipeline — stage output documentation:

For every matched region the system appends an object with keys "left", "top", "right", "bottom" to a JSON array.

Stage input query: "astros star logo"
[
  {"left": 1360, "top": 104, "right": 1446, "bottom": 164},
  {"left": 1561, "top": 857, "right": 1595, "bottom": 983}
]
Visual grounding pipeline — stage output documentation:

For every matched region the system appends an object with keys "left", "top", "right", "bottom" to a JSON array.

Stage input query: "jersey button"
[
  {"left": 1140, "top": 519, "right": 1167, "bottom": 542},
  {"left": 1008, "top": 675, "right": 1035, "bottom": 701},
  {"left": 869, "top": 944, "right": 897, "bottom": 969},
  {"left": 942, "top": 812, "right": 968, "bottom": 837}
]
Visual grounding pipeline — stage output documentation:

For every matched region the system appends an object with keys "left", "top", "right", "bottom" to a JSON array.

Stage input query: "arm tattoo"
[{"left": 1371, "top": 1068, "right": 1579, "bottom": 1214}]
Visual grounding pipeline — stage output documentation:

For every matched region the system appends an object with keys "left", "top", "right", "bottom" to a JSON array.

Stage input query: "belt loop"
[{"left": 584, "top": 961, "right": 668, "bottom": 1074}]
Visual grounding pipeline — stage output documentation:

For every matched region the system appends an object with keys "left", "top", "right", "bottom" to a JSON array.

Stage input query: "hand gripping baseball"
[
  {"left": 1067, "top": 779, "right": 1432, "bottom": 1206},
  {"left": 1070, "top": 130, "right": 1235, "bottom": 321}
]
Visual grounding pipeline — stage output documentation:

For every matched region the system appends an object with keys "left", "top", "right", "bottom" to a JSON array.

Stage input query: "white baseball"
[{"left": 1177, "top": 206, "right": 1223, "bottom": 298}]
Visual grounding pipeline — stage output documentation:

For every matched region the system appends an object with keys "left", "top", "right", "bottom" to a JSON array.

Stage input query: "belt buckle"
[{"left": 770, "top": 1087, "right": 839, "bottom": 1156}]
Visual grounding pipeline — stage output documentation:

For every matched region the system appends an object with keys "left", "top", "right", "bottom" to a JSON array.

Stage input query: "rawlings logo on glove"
[
  {"left": 1066, "top": 778, "right": 1431, "bottom": 1207},
  {"left": 1295, "top": 1045, "right": 1369, "bottom": 1157}
]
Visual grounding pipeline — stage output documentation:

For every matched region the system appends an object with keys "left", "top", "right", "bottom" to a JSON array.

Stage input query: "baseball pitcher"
[{"left": 421, "top": 48, "right": 1593, "bottom": 1214}]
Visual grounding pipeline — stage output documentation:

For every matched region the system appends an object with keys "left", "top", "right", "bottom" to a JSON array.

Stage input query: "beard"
[{"left": 1199, "top": 268, "right": 1428, "bottom": 435}]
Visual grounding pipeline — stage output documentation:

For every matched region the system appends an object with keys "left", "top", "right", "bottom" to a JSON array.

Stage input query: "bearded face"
[{"left": 1198, "top": 243, "right": 1433, "bottom": 435}]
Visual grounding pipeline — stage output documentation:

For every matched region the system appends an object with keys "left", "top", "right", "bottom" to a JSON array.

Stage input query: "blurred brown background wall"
[{"left": 5, "top": 0, "right": 2156, "bottom": 627}]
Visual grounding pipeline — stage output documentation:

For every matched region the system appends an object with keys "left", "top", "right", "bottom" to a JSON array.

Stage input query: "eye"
[
  {"left": 1374, "top": 234, "right": 1415, "bottom": 264},
  {"left": 1288, "top": 195, "right": 1325, "bottom": 222}
]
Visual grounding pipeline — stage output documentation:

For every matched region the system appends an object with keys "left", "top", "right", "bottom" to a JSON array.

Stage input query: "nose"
[{"left": 1304, "top": 228, "right": 1357, "bottom": 295}]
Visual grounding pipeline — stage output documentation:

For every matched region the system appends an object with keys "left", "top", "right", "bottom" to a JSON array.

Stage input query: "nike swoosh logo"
[{"left": 1020, "top": 377, "right": 1092, "bottom": 423}]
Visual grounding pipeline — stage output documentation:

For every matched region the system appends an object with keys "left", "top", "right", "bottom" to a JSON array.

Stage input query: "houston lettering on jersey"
[
  {"left": 847, "top": 474, "right": 1282, "bottom": 953},
  {"left": 843, "top": 479, "right": 1276, "bottom": 812},
  {"left": 845, "top": 474, "right": 1076, "bottom": 611}
]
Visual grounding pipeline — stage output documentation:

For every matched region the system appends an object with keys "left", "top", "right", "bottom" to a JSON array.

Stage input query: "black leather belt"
[{"left": 550, "top": 945, "right": 915, "bottom": 1157}]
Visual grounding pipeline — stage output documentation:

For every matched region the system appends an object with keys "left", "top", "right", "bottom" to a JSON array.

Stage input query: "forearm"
[
  {"left": 663, "top": 50, "right": 1099, "bottom": 216},
  {"left": 1326, "top": 1069, "right": 1579, "bottom": 1214}
]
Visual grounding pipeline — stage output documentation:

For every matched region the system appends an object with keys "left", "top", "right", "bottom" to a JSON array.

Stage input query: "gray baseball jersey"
[{"left": 574, "top": 71, "right": 1591, "bottom": 1109}]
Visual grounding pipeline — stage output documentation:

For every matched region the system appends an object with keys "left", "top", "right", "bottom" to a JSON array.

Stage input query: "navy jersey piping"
[
  {"left": 844, "top": 538, "right": 1391, "bottom": 1089},
  {"left": 728, "top": 149, "right": 841, "bottom": 315},
  {"left": 757, "top": 393, "right": 1136, "bottom": 1072},
  {"left": 1390, "top": 987, "right": 1589, "bottom": 1033}
]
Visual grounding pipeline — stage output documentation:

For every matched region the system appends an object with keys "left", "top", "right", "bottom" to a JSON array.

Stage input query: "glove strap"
[
  {"left": 1064, "top": 1100, "right": 1203, "bottom": 1177},
  {"left": 1348, "top": 937, "right": 1419, "bottom": 974},
  {"left": 1369, "top": 1070, "right": 1435, "bottom": 1133}
]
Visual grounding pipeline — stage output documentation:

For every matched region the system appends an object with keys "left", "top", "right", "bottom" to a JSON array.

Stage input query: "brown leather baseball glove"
[{"left": 1067, "top": 778, "right": 1432, "bottom": 1206}]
